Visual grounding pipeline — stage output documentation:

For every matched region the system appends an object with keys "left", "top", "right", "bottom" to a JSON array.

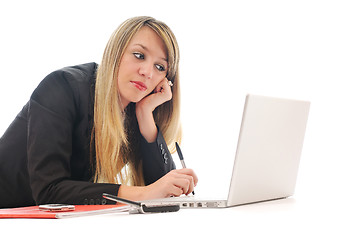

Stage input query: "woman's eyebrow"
[
  {"left": 134, "top": 43, "right": 168, "bottom": 62},
  {"left": 134, "top": 43, "right": 148, "bottom": 51}
]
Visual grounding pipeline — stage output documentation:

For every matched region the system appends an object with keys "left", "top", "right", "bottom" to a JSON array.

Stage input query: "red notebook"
[{"left": 0, "top": 205, "right": 129, "bottom": 219}]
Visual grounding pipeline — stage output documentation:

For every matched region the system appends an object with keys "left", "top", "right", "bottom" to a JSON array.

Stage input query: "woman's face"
[{"left": 117, "top": 26, "right": 168, "bottom": 108}]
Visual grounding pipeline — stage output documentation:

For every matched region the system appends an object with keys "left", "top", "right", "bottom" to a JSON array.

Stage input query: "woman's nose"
[{"left": 139, "top": 62, "right": 153, "bottom": 80}]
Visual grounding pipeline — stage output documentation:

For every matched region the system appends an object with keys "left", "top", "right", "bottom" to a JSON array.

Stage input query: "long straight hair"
[{"left": 92, "top": 16, "right": 181, "bottom": 186}]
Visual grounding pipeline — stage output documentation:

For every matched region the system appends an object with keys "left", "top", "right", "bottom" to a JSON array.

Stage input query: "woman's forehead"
[{"left": 128, "top": 26, "right": 168, "bottom": 61}]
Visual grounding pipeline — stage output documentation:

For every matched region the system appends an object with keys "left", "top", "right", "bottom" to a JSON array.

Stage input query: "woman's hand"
[
  {"left": 117, "top": 168, "right": 198, "bottom": 201},
  {"left": 137, "top": 77, "right": 172, "bottom": 113},
  {"left": 143, "top": 168, "right": 198, "bottom": 199},
  {"left": 136, "top": 78, "right": 173, "bottom": 142}
]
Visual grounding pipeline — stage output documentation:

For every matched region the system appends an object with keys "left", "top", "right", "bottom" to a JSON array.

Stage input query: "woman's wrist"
[
  {"left": 117, "top": 185, "right": 149, "bottom": 201},
  {"left": 136, "top": 105, "right": 157, "bottom": 143}
]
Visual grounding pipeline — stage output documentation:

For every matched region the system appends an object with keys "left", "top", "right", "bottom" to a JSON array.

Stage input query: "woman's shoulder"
[
  {"left": 30, "top": 63, "right": 98, "bottom": 114},
  {"left": 39, "top": 62, "right": 97, "bottom": 86},
  {"left": 59, "top": 62, "right": 98, "bottom": 81},
  {"left": 52, "top": 62, "right": 98, "bottom": 86},
  {"left": 32, "top": 63, "right": 97, "bottom": 97}
]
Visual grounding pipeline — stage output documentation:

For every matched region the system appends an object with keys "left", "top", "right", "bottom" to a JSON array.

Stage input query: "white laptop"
[{"left": 142, "top": 94, "right": 310, "bottom": 208}]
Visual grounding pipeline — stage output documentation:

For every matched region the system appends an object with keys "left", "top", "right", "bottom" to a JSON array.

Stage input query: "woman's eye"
[
  {"left": 133, "top": 52, "right": 144, "bottom": 59},
  {"left": 155, "top": 64, "right": 165, "bottom": 72}
]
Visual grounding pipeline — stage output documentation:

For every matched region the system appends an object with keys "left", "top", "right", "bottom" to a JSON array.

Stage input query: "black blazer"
[{"left": 0, "top": 63, "right": 175, "bottom": 208}]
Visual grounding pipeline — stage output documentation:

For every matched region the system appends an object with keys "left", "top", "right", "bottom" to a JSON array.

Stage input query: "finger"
[
  {"left": 172, "top": 177, "right": 190, "bottom": 195},
  {"left": 154, "top": 81, "right": 163, "bottom": 93},
  {"left": 160, "top": 79, "right": 172, "bottom": 95},
  {"left": 169, "top": 172, "right": 195, "bottom": 195},
  {"left": 164, "top": 179, "right": 185, "bottom": 197},
  {"left": 168, "top": 185, "right": 183, "bottom": 197},
  {"left": 183, "top": 177, "right": 194, "bottom": 195},
  {"left": 154, "top": 78, "right": 168, "bottom": 93},
  {"left": 174, "top": 168, "right": 198, "bottom": 187},
  {"left": 163, "top": 79, "right": 173, "bottom": 95},
  {"left": 184, "top": 176, "right": 195, "bottom": 195},
  {"left": 171, "top": 170, "right": 197, "bottom": 190}
]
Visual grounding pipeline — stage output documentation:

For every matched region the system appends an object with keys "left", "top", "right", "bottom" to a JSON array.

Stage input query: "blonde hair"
[{"left": 92, "top": 16, "right": 181, "bottom": 186}]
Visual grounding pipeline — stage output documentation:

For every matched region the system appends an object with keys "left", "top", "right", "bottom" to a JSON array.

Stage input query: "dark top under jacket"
[{"left": 0, "top": 62, "right": 175, "bottom": 208}]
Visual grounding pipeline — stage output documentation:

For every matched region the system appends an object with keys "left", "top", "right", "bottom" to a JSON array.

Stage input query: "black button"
[
  {"left": 84, "top": 198, "right": 89, "bottom": 205},
  {"left": 96, "top": 199, "right": 100, "bottom": 205},
  {"left": 89, "top": 199, "right": 95, "bottom": 205}
]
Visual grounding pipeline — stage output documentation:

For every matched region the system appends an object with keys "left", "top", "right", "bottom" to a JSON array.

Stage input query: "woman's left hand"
[
  {"left": 135, "top": 78, "right": 173, "bottom": 142},
  {"left": 136, "top": 77, "right": 172, "bottom": 113}
]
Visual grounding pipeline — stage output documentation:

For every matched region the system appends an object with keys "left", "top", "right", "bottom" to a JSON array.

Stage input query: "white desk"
[{"left": 2, "top": 196, "right": 359, "bottom": 240}]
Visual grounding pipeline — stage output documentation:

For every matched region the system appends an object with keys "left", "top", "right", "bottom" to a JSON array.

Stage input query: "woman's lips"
[{"left": 131, "top": 81, "right": 147, "bottom": 91}]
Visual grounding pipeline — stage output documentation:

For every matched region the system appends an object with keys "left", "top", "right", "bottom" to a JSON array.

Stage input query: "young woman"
[{"left": 0, "top": 16, "right": 197, "bottom": 208}]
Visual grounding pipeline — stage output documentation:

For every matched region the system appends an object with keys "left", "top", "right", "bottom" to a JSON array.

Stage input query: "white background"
[{"left": 1, "top": 0, "right": 360, "bottom": 237}]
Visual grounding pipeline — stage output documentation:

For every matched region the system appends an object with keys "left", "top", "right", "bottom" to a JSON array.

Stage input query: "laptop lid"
[{"left": 226, "top": 94, "right": 310, "bottom": 207}]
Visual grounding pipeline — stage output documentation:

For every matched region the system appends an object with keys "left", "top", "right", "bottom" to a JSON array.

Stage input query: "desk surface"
[{"left": 2, "top": 196, "right": 359, "bottom": 240}]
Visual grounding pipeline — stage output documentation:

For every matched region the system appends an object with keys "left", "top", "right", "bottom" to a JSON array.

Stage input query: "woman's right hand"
[
  {"left": 117, "top": 168, "right": 198, "bottom": 201},
  {"left": 143, "top": 168, "right": 198, "bottom": 199}
]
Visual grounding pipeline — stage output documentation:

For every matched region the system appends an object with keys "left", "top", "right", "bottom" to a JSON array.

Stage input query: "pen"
[{"left": 175, "top": 142, "right": 195, "bottom": 195}]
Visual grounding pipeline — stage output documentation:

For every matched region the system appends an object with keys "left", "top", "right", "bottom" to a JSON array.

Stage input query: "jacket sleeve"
[
  {"left": 140, "top": 127, "right": 176, "bottom": 185},
  {"left": 27, "top": 70, "right": 119, "bottom": 205}
]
